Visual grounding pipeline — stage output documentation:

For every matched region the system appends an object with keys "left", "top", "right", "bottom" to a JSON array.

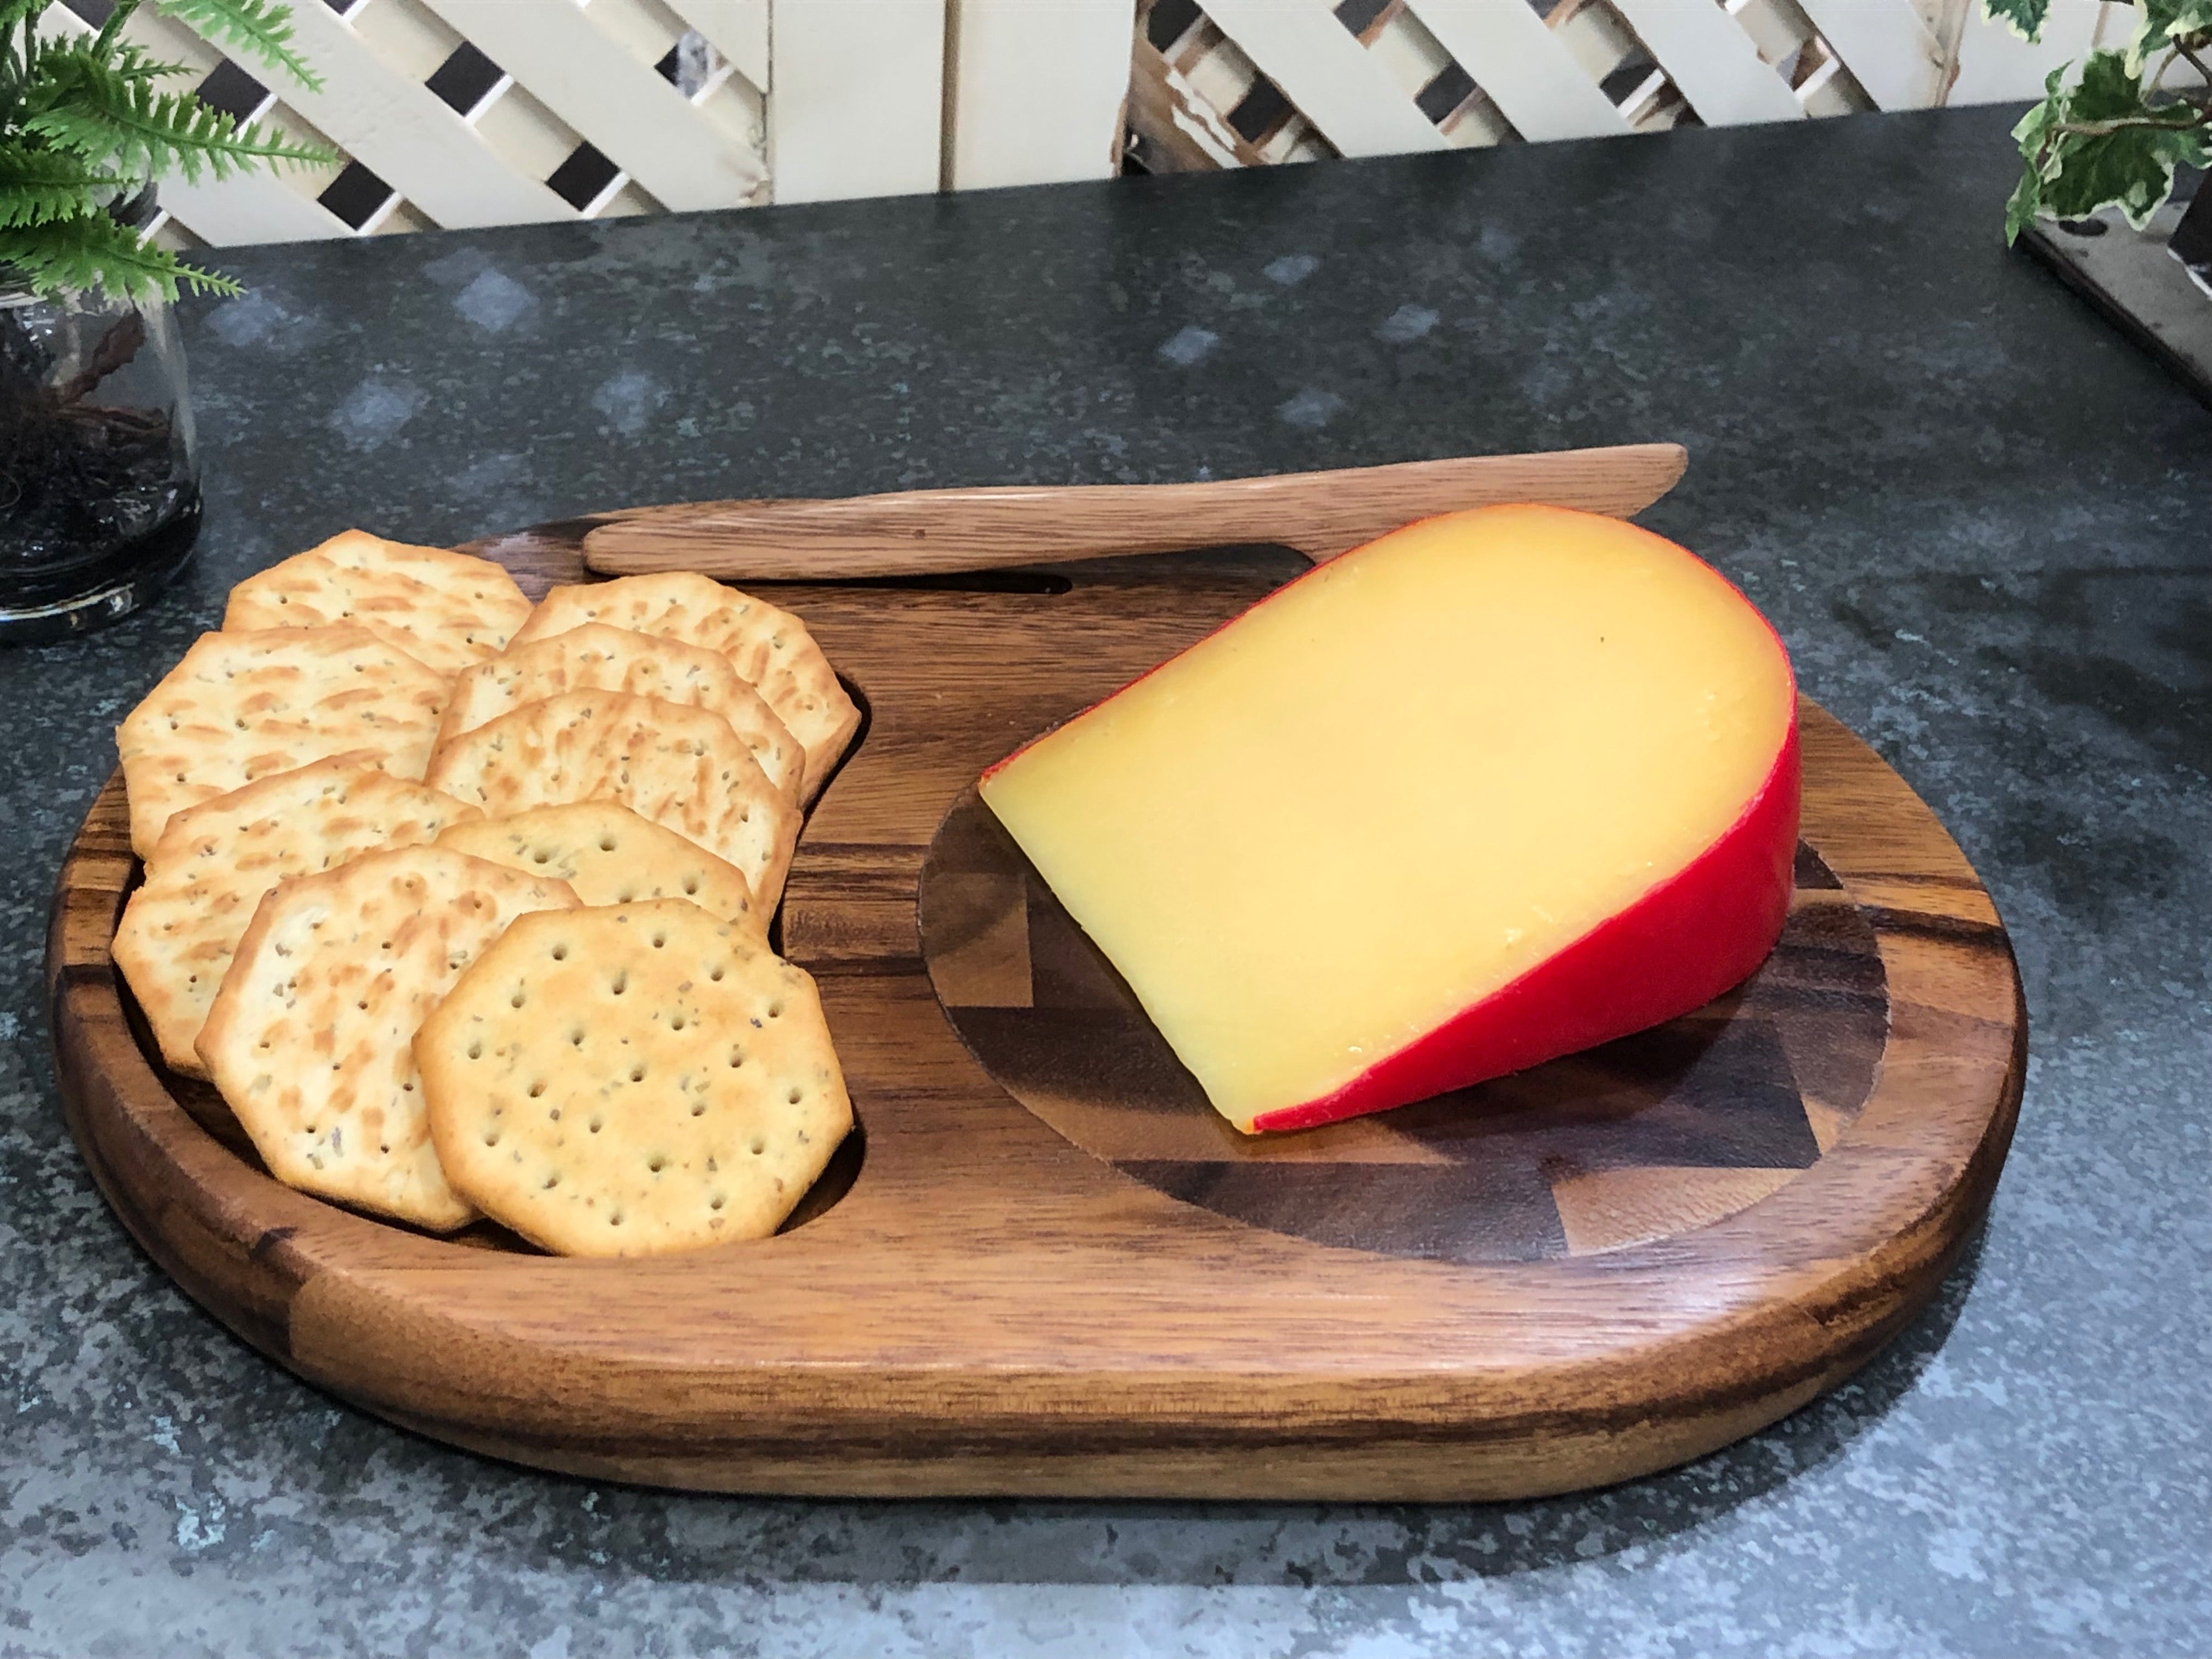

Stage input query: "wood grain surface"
[
  {"left": 579, "top": 443, "right": 1688, "bottom": 579},
  {"left": 48, "top": 515, "right": 2024, "bottom": 1500}
]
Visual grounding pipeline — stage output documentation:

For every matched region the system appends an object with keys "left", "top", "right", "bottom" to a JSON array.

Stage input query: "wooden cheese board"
[{"left": 48, "top": 447, "right": 2024, "bottom": 1499}]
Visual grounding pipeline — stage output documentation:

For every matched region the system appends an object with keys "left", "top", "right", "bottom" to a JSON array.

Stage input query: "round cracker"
[
  {"left": 509, "top": 574, "right": 859, "bottom": 802},
  {"left": 115, "top": 624, "right": 450, "bottom": 859},
  {"left": 198, "top": 845, "right": 580, "bottom": 1231},
  {"left": 435, "top": 622, "right": 804, "bottom": 802},
  {"left": 436, "top": 802, "right": 758, "bottom": 931},
  {"left": 422, "top": 690, "right": 800, "bottom": 911},
  {"left": 418, "top": 899, "right": 853, "bottom": 1255},
  {"left": 224, "top": 531, "right": 532, "bottom": 674},
  {"left": 112, "top": 758, "right": 481, "bottom": 1077}
]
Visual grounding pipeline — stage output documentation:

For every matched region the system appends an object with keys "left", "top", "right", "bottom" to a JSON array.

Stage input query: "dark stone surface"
[
  {"left": 2, "top": 105, "right": 2205, "bottom": 1657},
  {"left": 2021, "top": 185, "right": 2211, "bottom": 411}
]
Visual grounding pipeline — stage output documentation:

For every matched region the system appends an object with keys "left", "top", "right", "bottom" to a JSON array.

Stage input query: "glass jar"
[{"left": 0, "top": 277, "right": 201, "bottom": 643}]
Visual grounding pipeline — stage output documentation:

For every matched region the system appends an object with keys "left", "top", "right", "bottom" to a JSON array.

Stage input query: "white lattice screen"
[
  {"left": 1127, "top": 0, "right": 2144, "bottom": 169},
  {"left": 40, "top": 0, "right": 2146, "bottom": 252}
]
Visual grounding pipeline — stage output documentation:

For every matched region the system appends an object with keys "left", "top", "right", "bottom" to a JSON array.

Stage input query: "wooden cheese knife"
[{"left": 580, "top": 442, "right": 1686, "bottom": 581}]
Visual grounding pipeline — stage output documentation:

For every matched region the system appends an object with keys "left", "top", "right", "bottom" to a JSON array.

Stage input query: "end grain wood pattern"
[
  {"left": 925, "top": 803, "right": 1888, "bottom": 1264},
  {"left": 48, "top": 512, "right": 2023, "bottom": 1500}
]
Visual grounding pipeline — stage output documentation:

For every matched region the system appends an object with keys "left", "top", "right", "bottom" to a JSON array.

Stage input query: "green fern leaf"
[
  {"left": 0, "top": 140, "right": 128, "bottom": 227},
  {"left": 0, "top": 208, "right": 240, "bottom": 302},
  {"left": 156, "top": 0, "right": 320, "bottom": 91},
  {"left": 20, "top": 37, "right": 198, "bottom": 89},
  {"left": 104, "top": 40, "right": 199, "bottom": 83},
  {"left": 24, "top": 56, "right": 331, "bottom": 181},
  {"left": 1, "top": 1, "right": 326, "bottom": 302}
]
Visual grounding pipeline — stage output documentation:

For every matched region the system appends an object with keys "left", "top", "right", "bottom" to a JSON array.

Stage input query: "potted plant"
[
  {"left": 0, "top": 0, "right": 330, "bottom": 642},
  {"left": 1995, "top": 0, "right": 2209, "bottom": 261}
]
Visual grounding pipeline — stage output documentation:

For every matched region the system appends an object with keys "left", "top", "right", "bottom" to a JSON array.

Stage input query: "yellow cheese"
[{"left": 978, "top": 505, "right": 1797, "bottom": 1133}]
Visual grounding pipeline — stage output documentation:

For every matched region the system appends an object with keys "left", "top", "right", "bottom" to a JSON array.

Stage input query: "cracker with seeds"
[
  {"left": 115, "top": 624, "right": 450, "bottom": 858},
  {"left": 224, "top": 530, "right": 533, "bottom": 675},
  {"left": 423, "top": 690, "right": 800, "bottom": 910},
  {"left": 113, "top": 758, "right": 483, "bottom": 1077},
  {"left": 510, "top": 573, "right": 859, "bottom": 801},
  {"left": 417, "top": 899, "right": 852, "bottom": 1255},
  {"left": 435, "top": 622, "right": 804, "bottom": 800},
  {"left": 437, "top": 802, "right": 758, "bottom": 929},
  {"left": 198, "top": 846, "right": 579, "bottom": 1231}
]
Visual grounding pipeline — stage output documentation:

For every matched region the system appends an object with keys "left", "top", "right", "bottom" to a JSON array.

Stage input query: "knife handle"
[{"left": 580, "top": 442, "right": 1688, "bottom": 580}]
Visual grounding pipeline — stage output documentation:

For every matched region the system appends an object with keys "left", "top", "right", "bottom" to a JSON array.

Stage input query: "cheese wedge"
[{"left": 978, "top": 505, "right": 1799, "bottom": 1135}]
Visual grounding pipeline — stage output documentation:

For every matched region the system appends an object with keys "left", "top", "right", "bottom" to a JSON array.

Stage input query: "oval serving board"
[{"left": 49, "top": 516, "right": 2024, "bottom": 1501}]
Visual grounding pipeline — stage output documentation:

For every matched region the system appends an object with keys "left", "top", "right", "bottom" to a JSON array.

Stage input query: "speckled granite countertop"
[{"left": 2, "top": 104, "right": 2206, "bottom": 1658}]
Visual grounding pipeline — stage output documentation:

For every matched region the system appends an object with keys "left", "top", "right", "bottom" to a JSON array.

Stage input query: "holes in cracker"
[
  {"left": 610, "top": 972, "right": 628, "bottom": 996},
  {"left": 551, "top": 943, "right": 569, "bottom": 961}
]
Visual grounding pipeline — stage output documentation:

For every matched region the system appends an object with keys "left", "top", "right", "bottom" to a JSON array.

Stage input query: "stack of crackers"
[{"left": 109, "top": 530, "right": 860, "bottom": 1257}]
